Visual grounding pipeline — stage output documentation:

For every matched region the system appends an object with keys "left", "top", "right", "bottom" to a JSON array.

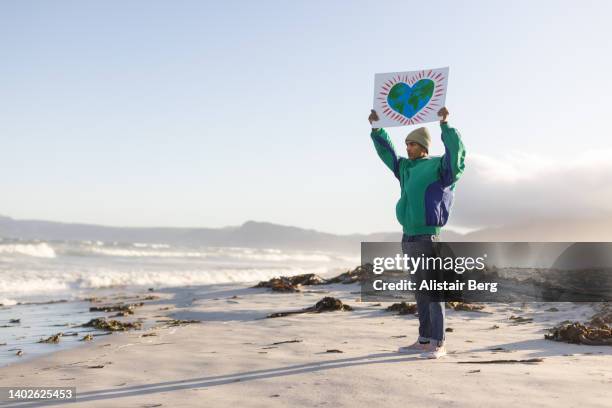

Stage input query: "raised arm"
[
  {"left": 368, "top": 110, "right": 401, "bottom": 180},
  {"left": 437, "top": 108, "right": 466, "bottom": 187}
]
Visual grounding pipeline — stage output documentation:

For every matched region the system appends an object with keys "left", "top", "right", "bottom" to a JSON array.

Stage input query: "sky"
[{"left": 1, "top": 0, "right": 611, "bottom": 234}]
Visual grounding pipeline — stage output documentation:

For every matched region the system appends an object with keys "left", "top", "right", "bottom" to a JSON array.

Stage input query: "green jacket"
[{"left": 371, "top": 122, "right": 466, "bottom": 235}]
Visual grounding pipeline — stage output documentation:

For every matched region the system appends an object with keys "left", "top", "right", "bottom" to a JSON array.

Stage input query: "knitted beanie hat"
[{"left": 405, "top": 127, "right": 431, "bottom": 152}]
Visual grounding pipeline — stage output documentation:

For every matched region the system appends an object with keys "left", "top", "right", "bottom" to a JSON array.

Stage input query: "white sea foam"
[
  {"left": 0, "top": 266, "right": 340, "bottom": 297},
  {"left": 73, "top": 267, "right": 332, "bottom": 288},
  {"left": 0, "top": 297, "right": 17, "bottom": 306},
  {"left": 0, "top": 243, "right": 56, "bottom": 258},
  {"left": 0, "top": 278, "right": 70, "bottom": 299},
  {"left": 80, "top": 245, "right": 347, "bottom": 262}
]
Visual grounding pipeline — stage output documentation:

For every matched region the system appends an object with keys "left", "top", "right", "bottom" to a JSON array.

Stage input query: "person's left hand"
[
  {"left": 438, "top": 107, "right": 449, "bottom": 123},
  {"left": 368, "top": 109, "right": 380, "bottom": 125}
]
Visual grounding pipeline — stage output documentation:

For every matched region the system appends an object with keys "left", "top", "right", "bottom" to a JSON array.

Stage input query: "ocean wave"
[
  {"left": 0, "top": 276, "right": 70, "bottom": 295},
  {"left": 132, "top": 243, "right": 171, "bottom": 249},
  {"left": 0, "top": 243, "right": 56, "bottom": 258},
  {"left": 72, "top": 267, "right": 330, "bottom": 288},
  {"left": 216, "top": 252, "right": 333, "bottom": 262},
  {"left": 0, "top": 266, "right": 340, "bottom": 296},
  {"left": 86, "top": 247, "right": 209, "bottom": 258},
  {"left": 0, "top": 297, "right": 17, "bottom": 306},
  {"left": 79, "top": 245, "right": 347, "bottom": 262},
  {"left": 0, "top": 240, "right": 358, "bottom": 264}
]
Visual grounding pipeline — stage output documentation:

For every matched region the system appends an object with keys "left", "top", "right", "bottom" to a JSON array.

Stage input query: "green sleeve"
[
  {"left": 439, "top": 122, "right": 466, "bottom": 186},
  {"left": 370, "top": 128, "right": 400, "bottom": 180}
]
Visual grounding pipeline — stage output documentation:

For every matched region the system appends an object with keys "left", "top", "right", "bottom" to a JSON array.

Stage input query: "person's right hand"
[
  {"left": 438, "top": 107, "right": 449, "bottom": 123},
  {"left": 368, "top": 109, "right": 379, "bottom": 125}
]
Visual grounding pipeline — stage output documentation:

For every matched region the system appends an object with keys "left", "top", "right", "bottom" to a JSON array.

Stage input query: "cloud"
[{"left": 450, "top": 149, "right": 612, "bottom": 228}]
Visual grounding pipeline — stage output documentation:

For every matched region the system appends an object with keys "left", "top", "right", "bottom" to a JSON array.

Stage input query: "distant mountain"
[
  {"left": 1, "top": 214, "right": 609, "bottom": 254},
  {"left": 0, "top": 215, "right": 398, "bottom": 253}
]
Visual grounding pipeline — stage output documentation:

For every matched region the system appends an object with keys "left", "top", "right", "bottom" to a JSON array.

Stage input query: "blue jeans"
[{"left": 401, "top": 234, "right": 445, "bottom": 346}]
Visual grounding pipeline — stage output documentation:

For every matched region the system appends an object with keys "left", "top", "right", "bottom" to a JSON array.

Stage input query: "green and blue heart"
[{"left": 387, "top": 79, "right": 435, "bottom": 119}]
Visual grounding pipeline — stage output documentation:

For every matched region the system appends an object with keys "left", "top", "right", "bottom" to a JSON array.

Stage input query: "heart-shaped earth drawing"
[{"left": 387, "top": 79, "right": 435, "bottom": 119}]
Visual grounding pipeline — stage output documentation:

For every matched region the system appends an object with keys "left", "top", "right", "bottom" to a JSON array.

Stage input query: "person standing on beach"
[{"left": 368, "top": 107, "right": 466, "bottom": 359}]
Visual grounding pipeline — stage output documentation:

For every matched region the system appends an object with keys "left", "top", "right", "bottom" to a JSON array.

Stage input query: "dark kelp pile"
[
  {"left": 509, "top": 315, "right": 534, "bottom": 324},
  {"left": 446, "top": 302, "right": 486, "bottom": 312},
  {"left": 38, "top": 333, "right": 62, "bottom": 344},
  {"left": 324, "top": 265, "right": 369, "bottom": 284},
  {"left": 267, "top": 297, "right": 353, "bottom": 318},
  {"left": 38, "top": 332, "right": 79, "bottom": 343},
  {"left": 159, "top": 319, "right": 201, "bottom": 327},
  {"left": 253, "top": 273, "right": 325, "bottom": 292},
  {"left": 89, "top": 302, "right": 144, "bottom": 313},
  {"left": 254, "top": 265, "right": 370, "bottom": 292},
  {"left": 385, "top": 302, "right": 418, "bottom": 315},
  {"left": 386, "top": 301, "right": 485, "bottom": 315},
  {"left": 545, "top": 322, "right": 612, "bottom": 345},
  {"left": 81, "top": 318, "right": 142, "bottom": 331},
  {"left": 545, "top": 304, "right": 612, "bottom": 346}
]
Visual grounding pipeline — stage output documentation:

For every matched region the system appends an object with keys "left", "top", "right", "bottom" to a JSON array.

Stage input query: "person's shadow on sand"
[{"left": 1, "top": 352, "right": 424, "bottom": 407}]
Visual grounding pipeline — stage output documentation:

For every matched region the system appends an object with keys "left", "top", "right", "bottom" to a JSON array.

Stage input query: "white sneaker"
[
  {"left": 420, "top": 345, "right": 447, "bottom": 359},
  {"left": 398, "top": 341, "right": 432, "bottom": 354}
]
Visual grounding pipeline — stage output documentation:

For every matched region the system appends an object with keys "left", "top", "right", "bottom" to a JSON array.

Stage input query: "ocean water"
[
  {"left": 0, "top": 238, "right": 359, "bottom": 366},
  {"left": 0, "top": 239, "right": 358, "bottom": 305}
]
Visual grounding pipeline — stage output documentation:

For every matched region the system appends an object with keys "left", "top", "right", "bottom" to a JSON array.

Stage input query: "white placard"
[{"left": 372, "top": 67, "right": 449, "bottom": 128}]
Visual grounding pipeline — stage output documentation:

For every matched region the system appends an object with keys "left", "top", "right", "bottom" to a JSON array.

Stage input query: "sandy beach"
[
  {"left": 0, "top": 279, "right": 610, "bottom": 408},
  {"left": 4, "top": 0, "right": 612, "bottom": 406}
]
